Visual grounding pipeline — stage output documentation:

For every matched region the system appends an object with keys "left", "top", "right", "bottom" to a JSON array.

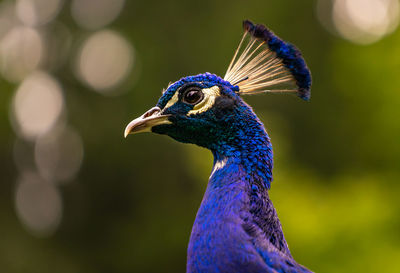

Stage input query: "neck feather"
[
  {"left": 206, "top": 151, "right": 291, "bottom": 257},
  {"left": 206, "top": 115, "right": 292, "bottom": 256},
  {"left": 211, "top": 111, "right": 273, "bottom": 189}
]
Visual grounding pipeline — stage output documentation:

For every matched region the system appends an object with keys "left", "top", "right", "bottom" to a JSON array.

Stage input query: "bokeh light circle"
[
  {"left": 16, "top": 0, "right": 64, "bottom": 27},
  {"left": 71, "top": 0, "right": 125, "bottom": 30},
  {"left": 35, "top": 126, "right": 84, "bottom": 183},
  {"left": 0, "top": 26, "right": 43, "bottom": 82},
  {"left": 15, "top": 171, "right": 62, "bottom": 237},
  {"left": 11, "top": 71, "right": 64, "bottom": 140},
  {"left": 76, "top": 29, "right": 134, "bottom": 93},
  {"left": 331, "top": 0, "right": 400, "bottom": 44}
]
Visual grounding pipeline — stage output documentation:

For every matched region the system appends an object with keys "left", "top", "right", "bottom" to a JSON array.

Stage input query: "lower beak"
[{"left": 124, "top": 106, "right": 171, "bottom": 137}]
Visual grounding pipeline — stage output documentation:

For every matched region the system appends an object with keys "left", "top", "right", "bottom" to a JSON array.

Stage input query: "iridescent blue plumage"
[
  {"left": 242, "top": 20, "right": 311, "bottom": 100},
  {"left": 157, "top": 73, "right": 239, "bottom": 109},
  {"left": 124, "top": 20, "right": 312, "bottom": 273}
]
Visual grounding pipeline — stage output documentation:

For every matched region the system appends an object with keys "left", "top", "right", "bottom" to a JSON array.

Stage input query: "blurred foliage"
[{"left": 0, "top": 0, "right": 400, "bottom": 272}]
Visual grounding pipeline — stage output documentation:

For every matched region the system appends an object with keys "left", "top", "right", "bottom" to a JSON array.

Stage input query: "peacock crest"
[{"left": 224, "top": 20, "right": 311, "bottom": 100}]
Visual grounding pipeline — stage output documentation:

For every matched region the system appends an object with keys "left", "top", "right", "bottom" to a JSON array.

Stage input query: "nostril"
[{"left": 143, "top": 107, "right": 161, "bottom": 118}]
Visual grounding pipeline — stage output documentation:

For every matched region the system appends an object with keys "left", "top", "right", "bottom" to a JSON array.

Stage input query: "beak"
[{"left": 124, "top": 106, "right": 171, "bottom": 137}]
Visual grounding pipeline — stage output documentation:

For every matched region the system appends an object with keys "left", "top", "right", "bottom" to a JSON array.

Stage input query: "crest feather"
[{"left": 224, "top": 20, "right": 311, "bottom": 100}]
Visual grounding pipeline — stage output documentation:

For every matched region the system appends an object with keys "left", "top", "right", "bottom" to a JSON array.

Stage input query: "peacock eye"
[{"left": 182, "top": 87, "right": 204, "bottom": 105}]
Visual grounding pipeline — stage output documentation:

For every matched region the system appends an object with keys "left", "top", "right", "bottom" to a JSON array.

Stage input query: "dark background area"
[{"left": 1, "top": 0, "right": 399, "bottom": 272}]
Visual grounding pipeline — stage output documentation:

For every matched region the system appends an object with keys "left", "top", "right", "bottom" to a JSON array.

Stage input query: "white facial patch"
[
  {"left": 164, "top": 91, "right": 179, "bottom": 109},
  {"left": 188, "top": 86, "right": 220, "bottom": 115}
]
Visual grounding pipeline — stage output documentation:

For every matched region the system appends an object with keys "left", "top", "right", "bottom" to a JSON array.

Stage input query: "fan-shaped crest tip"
[{"left": 225, "top": 20, "right": 312, "bottom": 101}]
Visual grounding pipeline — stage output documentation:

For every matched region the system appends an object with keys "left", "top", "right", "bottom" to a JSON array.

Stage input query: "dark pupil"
[{"left": 184, "top": 89, "right": 202, "bottom": 104}]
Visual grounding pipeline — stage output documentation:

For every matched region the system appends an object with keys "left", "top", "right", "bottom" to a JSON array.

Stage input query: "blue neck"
[
  {"left": 187, "top": 125, "right": 292, "bottom": 272},
  {"left": 211, "top": 107, "right": 274, "bottom": 189}
]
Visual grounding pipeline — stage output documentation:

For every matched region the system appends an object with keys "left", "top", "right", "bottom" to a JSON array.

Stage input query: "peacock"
[{"left": 124, "top": 20, "right": 312, "bottom": 273}]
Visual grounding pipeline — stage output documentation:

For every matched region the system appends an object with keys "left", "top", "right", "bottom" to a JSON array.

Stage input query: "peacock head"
[
  {"left": 124, "top": 20, "right": 311, "bottom": 156},
  {"left": 125, "top": 73, "right": 252, "bottom": 153}
]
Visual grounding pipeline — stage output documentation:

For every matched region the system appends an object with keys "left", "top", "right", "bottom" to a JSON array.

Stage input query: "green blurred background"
[{"left": 1, "top": 0, "right": 400, "bottom": 272}]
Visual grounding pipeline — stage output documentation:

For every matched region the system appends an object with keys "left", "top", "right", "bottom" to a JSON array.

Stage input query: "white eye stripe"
[
  {"left": 163, "top": 85, "right": 220, "bottom": 114},
  {"left": 188, "top": 86, "right": 220, "bottom": 115},
  {"left": 164, "top": 91, "right": 179, "bottom": 109}
]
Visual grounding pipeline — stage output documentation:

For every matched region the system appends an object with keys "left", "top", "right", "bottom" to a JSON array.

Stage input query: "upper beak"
[{"left": 124, "top": 106, "right": 171, "bottom": 137}]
